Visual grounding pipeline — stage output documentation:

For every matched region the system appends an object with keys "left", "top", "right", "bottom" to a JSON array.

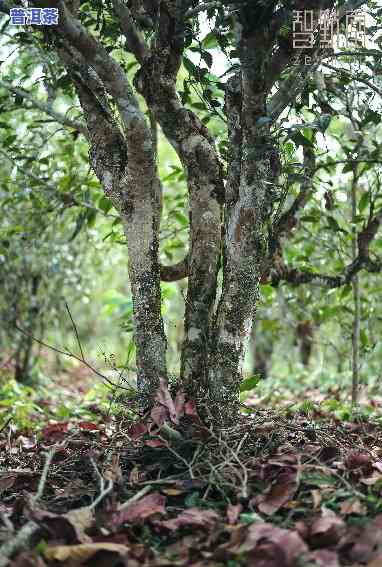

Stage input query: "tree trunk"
[{"left": 207, "top": 18, "right": 282, "bottom": 424}]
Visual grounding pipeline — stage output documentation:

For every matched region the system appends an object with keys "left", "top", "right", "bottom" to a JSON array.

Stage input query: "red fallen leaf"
[
  {"left": 150, "top": 405, "right": 167, "bottom": 428},
  {"left": 227, "top": 503, "right": 242, "bottom": 525},
  {"left": 78, "top": 421, "right": 99, "bottom": 431},
  {"left": 112, "top": 492, "right": 166, "bottom": 526},
  {"left": 155, "top": 378, "right": 179, "bottom": 424},
  {"left": 241, "top": 522, "right": 308, "bottom": 566},
  {"left": 28, "top": 503, "right": 93, "bottom": 544},
  {"left": 128, "top": 422, "right": 147, "bottom": 440},
  {"left": 343, "top": 514, "right": 382, "bottom": 564},
  {"left": 184, "top": 399, "right": 198, "bottom": 416},
  {"left": 248, "top": 541, "right": 286, "bottom": 567},
  {"left": 0, "top": 473, "right": 17, "bottom": 492},
  {"left": 174, "top": 390, "right": 185, "bottom": 420},
  {"left": 41, "top": 422, "right": 69, "bottom": 441},
  {"left": 295, "top": 520, "right": 309, "bottom": 540},
  {"left": 161, "top": 507, "right": 219, "bottom": 531},
  {"left": 309, "top": 511, "right": 346, "bottom": 547},
  {"left": 144, "top": 439, "right": 167, "bottom": 448},
  {"left": 307, "top": 549, "right": 340, "bottom": 567},
  {"left": 318, "top": 446, "right": 340, "bottom": 463},
  {"left": 344, "top": 451, "right": 372, "bottom": 471},
  {"left": 257, "top": 472, "right": 297, "bottom": 516}
]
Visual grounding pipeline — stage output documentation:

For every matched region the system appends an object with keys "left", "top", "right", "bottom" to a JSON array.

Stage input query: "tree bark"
[
  {"left": 134, "top": 2, "right": 224, "bottom": 399},
  {"left": 207, "top": 17, "right": 281, "bottom": 424},
  {"left": 51, "top": 7, "right": 168, "bottom": 409}
]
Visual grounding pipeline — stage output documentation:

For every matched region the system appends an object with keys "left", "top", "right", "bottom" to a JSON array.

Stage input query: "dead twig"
[
  {"left": 118, "top": 485, "right": 153, "bottom": 511},
  {"left": 15, "top": 323, "right": 134, "bottom": 393},
  {"left": 0, "top": 446, "right": 58, "bottom": 567},
  {"left": 89, "top": 458, "right": 113, "bottom": 511}
]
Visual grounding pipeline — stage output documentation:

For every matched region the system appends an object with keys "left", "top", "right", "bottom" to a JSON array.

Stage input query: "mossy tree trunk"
[{"left": 1, "top": 0, "right": 372, "bottom": 425}]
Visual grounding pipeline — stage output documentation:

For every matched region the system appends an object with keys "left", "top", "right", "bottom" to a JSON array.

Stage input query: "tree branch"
[
  {"left": 270, "top": 144, "right": 316, "bottom": 256},
  {"left": 271, "top": 208, "right": 382, "bottom": 288},
  {"left": 321, "top": 63, "right": 382, "bottom": 98},
  {"left": 0, "top": 79, "right": 88, "bottom": 137},
  {"left": 160, "top": 256, "right": 189, "bottom": 281},
  {"left": 135, "top": 3, "right": 224, "bottom": 394},
  {"left": 185, "top": 1, "right": 222, "bottom": 18},
  {"left": 112, "top": 0, "right": 149, "bottom": 63}
]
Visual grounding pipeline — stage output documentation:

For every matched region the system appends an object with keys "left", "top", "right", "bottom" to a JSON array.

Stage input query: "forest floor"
[{"left": 1, "top": 373, "right": 382, "bottom": 567}]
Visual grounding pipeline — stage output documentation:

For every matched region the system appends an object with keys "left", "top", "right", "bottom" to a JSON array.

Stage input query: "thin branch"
[
  {"left": 351, "top": 167, "right": 361, "bottom": 405},
  {"left": 0, "top": 149, "right": 119, "bottom": 219},
  {"left": 0, "top": 79, "right": 88, "bottom": 138},
  {"left": 112, "top": 0, "right": 148, "bottom": 63},
  {"left": 314, "top": 159, "right": 382, "bottom": 173},
  {"left": 65, "top": 301, "right": 84, "bottom": 361},
  {"left": 118, "top": 485, "right": 153, "bottom": 511},
  {"left": 33, "top": 448, "right": 56, "bottom": 503},
  {"left": 88, "top": 458, "right": 113, "bottom": 510},
  {"left": 14, "top": 324, "right": 135, "bottom": 393},
  {"left": 185, "top": 1, "right": 222, "bottom": 17},
  {"left": 0, "top": 445, "right": 58, "bottom": 566},
  {"left": 321, "top": 62, "right": 382, "bottom": 98},
  {"left": 160, "top": 256, "right": 189, "bottom": 281},
  {"left": 0, "top": 521, "right": 39, "bottom": 567}
]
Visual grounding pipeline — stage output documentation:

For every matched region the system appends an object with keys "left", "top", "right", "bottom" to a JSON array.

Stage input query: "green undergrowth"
[{"left": 1, "top": 368, "right": 382, "bottom": 434}]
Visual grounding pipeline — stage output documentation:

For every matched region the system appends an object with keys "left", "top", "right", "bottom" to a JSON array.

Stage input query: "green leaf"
[
  {"left": 290, "top": 131, "right": 314, "bottom": 148},
  {"left": 358, "top": 192, "right": 369, "bottom": 213},
  {"left": 240, "top": 375, "right": 261, "bottom": 393},
  {"left": 326, "top": 216, "right": 341, "bottom": 232},
  {"left": 200, "top": 50, "right": 213, "bottom": 68},
  {"left": 98, "top": 196, "right": 112, "bottom": 214},
  {"left": 360, "top": 329, "right": 368, "bottom": 348},
  {"left": 202, "top": 31, "right": 218, "bottom": 49},
  {"left": 340, "top": 284, "right": 352, "bottom": 299},
  {"left": 173, "top": 211, "right": 188, "bottom": 226}
]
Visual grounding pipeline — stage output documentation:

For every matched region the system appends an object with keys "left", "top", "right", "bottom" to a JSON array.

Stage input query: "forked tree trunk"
[{"left": 29, "top": 0, "right": 346, "bottom": 427}]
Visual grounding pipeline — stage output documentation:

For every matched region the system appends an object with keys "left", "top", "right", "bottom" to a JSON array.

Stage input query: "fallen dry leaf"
[
  {"left": 184, "top": 399, "right": 198, "bottom": 416},
  {"left": 307, "top": 549, "right": 340, "bottom": 567},
  {"left": 161, "top": 507, "right": 219, "bottom": 531},
  {"left": 0, "top": 473, "right": 17, "bottom": 492},
  {"left": 29, "top": 504, "right": 94, "bottom": 544},
  {"left": 155, "top": 378, "right": 179, "bottom": 424},
  {"left": 162, "top": 488, "right": 184, "bottom": 496},
  {"left": 345, "top": 514, "right": 382, "bottom": 564},
  {"left": 340, "top": 498, "right": 367, "bottom": 516},
  {"left": 257, "top": 472, "right": 297, "bottom": 515},
  {"left": 41, "top": 422, "right": 69, "bottom": 442},
  {"left": 345, "top": 451, "right": 372, "bottom": 471},
  {"left": 44, "top": 542, "right": 129, "bottom": 564},
  {"left": 128, "top": 422, "right": 147, "bottom": 440},
  {"left": 309, "top": 510, "right": 346, "bottom": 547},
  {"left": 311, "top": 489, "right": 322, "bottom": 510},
  {"left": 227, "top": 503, "right": 242, "bottom": 525},
  {"left": 112, "top": 492, "right": 166, "bottom": 526},
  {"left": 78, "top": 421, "right": 99, "bottom": 431},
  {"left": 150, "top": 405, "right": 168, "bottom": 428},
  {"left": 362, "top": 472, "right": 382, "bottom": 485},
  {"left": 64, "top": 507, "right": 94, "bottom": 543},
  {"left": 241, "top": 522, "right": 308, "bottom": 566},
  {"left": 174, "top": 390, "right": 185, "bottom": 419},
  {"left": 145, "top": 438, "right": 167, "bottom": 447}
]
